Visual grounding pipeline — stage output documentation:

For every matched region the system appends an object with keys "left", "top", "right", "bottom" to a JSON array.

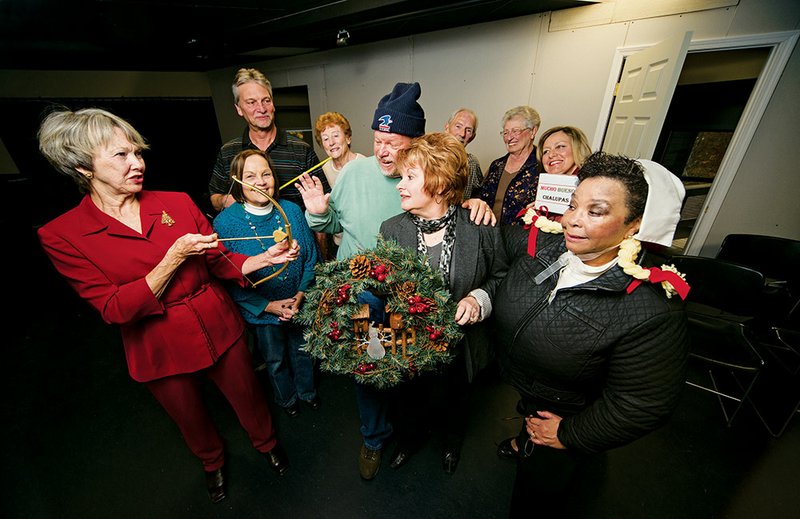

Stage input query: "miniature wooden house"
[{"left": 349, "top": 303, "right": 417, "bottom": 357}]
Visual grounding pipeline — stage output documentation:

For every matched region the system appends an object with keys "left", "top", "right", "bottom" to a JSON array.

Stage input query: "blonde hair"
[
  {"left": 395, "top": 132, "right": 468, "bottom": 207},
  {"left": 38, "top": 107, "right": 148, "bottom": 194},
  {"left": 537, "top": 126, "right": 592, "bottom": 169},
  {"left": 232, "top": 68, "right": 273, "bottom": 104}
]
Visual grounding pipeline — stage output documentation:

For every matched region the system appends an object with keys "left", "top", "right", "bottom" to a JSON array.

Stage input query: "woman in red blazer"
[{"left": 37, "top": 107, "right": 299, "bottom": 504}]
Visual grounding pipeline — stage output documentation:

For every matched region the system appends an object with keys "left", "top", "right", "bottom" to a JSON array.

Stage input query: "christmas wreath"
[{"left": 296, "top": 236, "right": 464, "bottom": 389}]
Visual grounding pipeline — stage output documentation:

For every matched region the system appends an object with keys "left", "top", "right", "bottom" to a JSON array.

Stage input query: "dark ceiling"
[{"left": 0, "top": 0, "right": 593, "bottom": 72}]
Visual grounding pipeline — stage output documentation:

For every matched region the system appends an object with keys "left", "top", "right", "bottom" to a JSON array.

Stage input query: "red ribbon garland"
[
  {"left": 527, "top": 225, "right": 540, "bottom": 258},
  {"left": 626, "top": 266, "right": 691, "bottom": 300},
  {"left": 516, "top": 207, "right": 541, "bottom": 258}
]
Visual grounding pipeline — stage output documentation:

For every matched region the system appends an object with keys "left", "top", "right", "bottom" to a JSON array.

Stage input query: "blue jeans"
[
  {"left": 254, "top": 322, "right": 316, "bottom": 408},
  {"left": 353, "top": 290, "right": 392, "bottom": 449},
  {"left": 354, "top": 382, "right": 393, "bottom": 450}
]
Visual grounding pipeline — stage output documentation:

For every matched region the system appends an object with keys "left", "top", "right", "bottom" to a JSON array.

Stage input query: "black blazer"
[{"left": 379, "top": 207, "right": 508, "bottom": 381}]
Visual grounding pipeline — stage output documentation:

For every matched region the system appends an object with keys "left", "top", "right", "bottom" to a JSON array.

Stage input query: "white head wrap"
[{"left": 633, "top": 159, "right": 686, "bottom": 247}]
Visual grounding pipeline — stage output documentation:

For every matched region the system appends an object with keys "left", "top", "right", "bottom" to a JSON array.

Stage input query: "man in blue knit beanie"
[
  {"left": 297, "top": 82, "right": 493, "bottom": 481},
  {"left": 371, "top": 82, "right": 426, "bottom": 138},
  {"left": 300, "top": 82, "right": 426, "bottom": 261}
]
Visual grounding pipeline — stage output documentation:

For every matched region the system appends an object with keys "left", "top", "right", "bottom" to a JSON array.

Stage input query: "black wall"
[
  {"left": 0, "top": 97, "right": 222, "bottom": 223},
  {"left": 0, "top": 97, "right": 221, "bottom": 337}
]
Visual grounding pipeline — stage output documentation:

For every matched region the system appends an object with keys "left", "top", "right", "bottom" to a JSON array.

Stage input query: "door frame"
[{"left": 594, "top": 30, "right": 799, "bottom": 255}]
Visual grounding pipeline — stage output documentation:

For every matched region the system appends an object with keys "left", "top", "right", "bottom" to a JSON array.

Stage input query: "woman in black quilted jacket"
[{"left": 493, "top": 152, "right": 691, "bottom": 517}]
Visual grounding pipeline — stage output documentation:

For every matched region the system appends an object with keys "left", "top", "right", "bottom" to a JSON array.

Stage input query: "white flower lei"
[
  {"left": 521, "top": 207, "right": 564, "bottom": 234},
  {"left": 521, "top": 208, "right": 686, "bottom": 298}
]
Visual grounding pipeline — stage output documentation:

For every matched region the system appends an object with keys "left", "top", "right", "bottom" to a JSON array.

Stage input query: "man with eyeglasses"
[
  {"left": 477, "top": 105, "right": 541, "bottom": 225},
  {"left": 207, "top": 68, "right": 329, "bottom": 214}
]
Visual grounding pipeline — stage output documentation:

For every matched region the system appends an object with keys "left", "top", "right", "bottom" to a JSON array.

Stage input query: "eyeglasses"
[{"left": 500, "top": 127, "right": 530, "bottom": 138}]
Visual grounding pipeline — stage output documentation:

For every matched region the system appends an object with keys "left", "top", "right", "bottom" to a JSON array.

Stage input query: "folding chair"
[
  {"left": 716, "top": 233, "right": 800, "bottom": 328},
  {"left": 671, "top": 255, "right": 767, "bottom": 427}
]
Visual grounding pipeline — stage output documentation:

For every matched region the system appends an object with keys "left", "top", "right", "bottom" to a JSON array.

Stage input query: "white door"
[{"left": 602, "top": 31, "right": 692, "bottom": 158}]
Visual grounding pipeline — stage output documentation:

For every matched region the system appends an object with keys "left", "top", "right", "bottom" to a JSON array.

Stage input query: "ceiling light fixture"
[{"left": 336, "top": 29, "right": 350, "bottom": 47}]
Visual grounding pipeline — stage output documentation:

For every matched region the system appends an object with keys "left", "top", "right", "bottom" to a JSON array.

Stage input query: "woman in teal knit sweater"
[{"left": 214, "top": 149, "right": 320, "bottom": 417}]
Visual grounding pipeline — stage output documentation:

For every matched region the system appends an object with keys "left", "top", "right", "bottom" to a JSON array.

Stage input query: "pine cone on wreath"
[
  {"left": 408, "top": 295, "right": 438, "bottom": 315},
  {"left": 395, "top": 281, "right": 417, "bottom": 301},
  {"left": 423, "top": 297, "right": 438, "bottom": 315},
  {"left": 430, "top": 341, "right": 448, "bottom": 352},
  {"left": 349, "top": 255, "right": 371, "bottom": 279},
  {"left": 319, "top": 296, "right": 333, "bottom": 315}
]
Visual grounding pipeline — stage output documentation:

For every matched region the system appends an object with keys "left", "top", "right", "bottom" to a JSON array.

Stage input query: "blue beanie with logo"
[{"left": 371, "top": 82, "right": 426, "bottom": 137}]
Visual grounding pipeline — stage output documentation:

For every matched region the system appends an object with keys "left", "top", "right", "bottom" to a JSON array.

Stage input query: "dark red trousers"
[{"left": 145, "top": 337, "right": 277, "bottom": 471}]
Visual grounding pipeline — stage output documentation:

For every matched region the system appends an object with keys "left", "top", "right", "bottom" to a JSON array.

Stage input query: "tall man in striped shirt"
[
  {"left": 208, "top": 68, "right": 330, "bottom": 256},
  {"left": 208, "top": 68, "right": 329, "bottom": 213}
]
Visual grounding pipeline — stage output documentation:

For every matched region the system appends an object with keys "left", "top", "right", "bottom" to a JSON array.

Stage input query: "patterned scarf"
[{"left": 410, "top": 205, "right": 457, "bottom": 281}]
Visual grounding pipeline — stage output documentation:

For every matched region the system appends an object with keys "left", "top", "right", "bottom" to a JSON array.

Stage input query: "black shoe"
[
  {"left": 389, "top": 448, "right": 413, "bottom": 470},
  {"left": 283, "top": 403, "right": 300, "bottom": 418},
  {"left": 302, "top": 396, "right": 321, "bottom": 410},
  {"left": 496, "top": 437, "right": 519, "bottom": 460},
  {"left": 442, "top": 448, "right": 461, "bottom": 475},
  {"left": 263, "top": 445, "right": 289, "bottom": 476},
  {"left": 204, "top": 467, "right": 227, "bottom": 503}
]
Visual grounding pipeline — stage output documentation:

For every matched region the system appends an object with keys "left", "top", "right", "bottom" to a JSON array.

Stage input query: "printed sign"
[{"left": 534, "top": 173, "right": 579, "bottom": 215}]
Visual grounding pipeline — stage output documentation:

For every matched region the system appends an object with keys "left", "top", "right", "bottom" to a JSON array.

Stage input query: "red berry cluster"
[
  {"left": 370, "top": 263, "right": 389, "bottom": 282},
  {"left": 327, "top": 321, "right": 342, "bottom": 340},
  {"left": 335, "top": 283, "right": 352, "bottom": 306},
  {"left": 408, "top": 295, "right": 431, "bottom": 314},
  {"left": 355, "top": 362, "right": 377, "bottom": 374},
  {"left": 425, "top": 325, "right": 443, "bottom": 341}
]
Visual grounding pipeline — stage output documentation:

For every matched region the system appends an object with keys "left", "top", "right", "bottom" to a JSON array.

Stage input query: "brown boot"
[{"left": 358, "top": 444, "right": 382, "bottom": 480}]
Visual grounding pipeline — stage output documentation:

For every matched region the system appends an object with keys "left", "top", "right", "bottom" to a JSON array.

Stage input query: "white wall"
[
  {"left": 209, "top": 17, "right": 554, "bottom": 167},
  {"left": 207, "top": 0, "right": 800, "bottom": 251},
  {"left": 1, "top": 0, "right": 798, "bottom": 250}
]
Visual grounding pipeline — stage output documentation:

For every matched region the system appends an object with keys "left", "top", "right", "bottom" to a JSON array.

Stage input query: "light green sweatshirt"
[{"left": 305, "top": 156, "right": 402, "bottom": 260}]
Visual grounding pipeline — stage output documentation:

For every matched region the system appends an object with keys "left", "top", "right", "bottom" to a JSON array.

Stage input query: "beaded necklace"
[{"left": 242, "top": 202, "right": 289, "bottom": 281}]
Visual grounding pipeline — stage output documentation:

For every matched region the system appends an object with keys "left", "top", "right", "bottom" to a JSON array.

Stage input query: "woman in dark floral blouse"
[{"left": 478, "top": 105, "right": 541, "bottom": 225}]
